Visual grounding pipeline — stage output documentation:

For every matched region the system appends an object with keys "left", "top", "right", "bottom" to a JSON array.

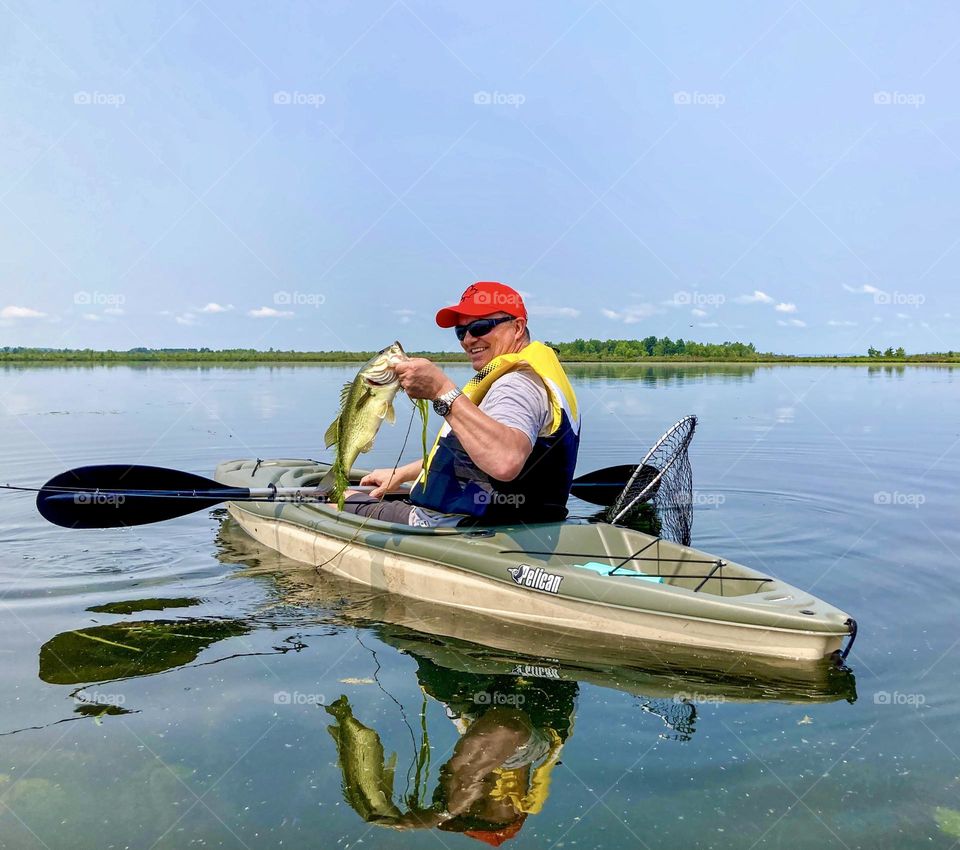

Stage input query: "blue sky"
[{"left": 1, "top": 1, "right": 957, "bottom": 355}]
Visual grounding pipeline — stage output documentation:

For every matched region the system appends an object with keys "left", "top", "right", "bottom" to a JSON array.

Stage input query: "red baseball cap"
[{"left": 435, "top": 282, "right": 527, "bottom": 328}]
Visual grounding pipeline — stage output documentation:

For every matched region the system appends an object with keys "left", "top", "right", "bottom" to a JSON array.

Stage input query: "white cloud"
[
  {"left": 774, "top": 302, "right": 797, "bottom": 313},
  {"left": 82, "top": 313, "right": 101, "bottom": 322},
  {"left": 698, "top": 322, "right": 720, "bottom": 328},
  {"left": 691, "top": 308, "right": 707, "bottom": 317},
  {"left": 734, "top": 290, "right": 774, "bottom": 305},
  {"left": 872, "top": 316, "right": 882, "bottom": 322},
  {"left": 103, "top": 307, "right": 124, "bottom": 316},
  {"left": 843, "top": 283, "right": 883, "bottom": 295},
  {"left": 394, "top": 308, "right": 415, "bottom": 325},
  {"left": 528, "top": 305, "right": 581, "bottom": 318},
  {"left": 175, "top": 313, "right": 197, "bottom": 326},
  {"left": 199, "top": 302, "right": 234, "bottom": 314},
  {"left": 827, "top": 319, "right": 857, "bottom": 327},
  {"left": 777, "top": 318, "right": 806, "bottom": 327},
  {"left": 248, "top": 306, "right": 294, "bottom": 319},
  {"left": 1, "top": 305, "right": 46, "bottom": 319},
  {"left": 601, "top": 303, "right": 659, "bottom": 324}
]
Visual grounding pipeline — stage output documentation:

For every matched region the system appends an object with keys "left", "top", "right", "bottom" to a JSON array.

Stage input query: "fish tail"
[{"left": 318, "top": 464, "right": 349, "bottom": 511}]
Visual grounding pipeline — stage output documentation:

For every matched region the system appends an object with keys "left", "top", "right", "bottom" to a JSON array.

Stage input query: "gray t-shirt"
[{"left": 409, "top": 368, "right": 550, "bottom": 527}]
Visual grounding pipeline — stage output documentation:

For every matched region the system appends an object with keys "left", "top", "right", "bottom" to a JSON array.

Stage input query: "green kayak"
[{"left": 215, "top": 458, "right": 857, "bottom": 663}]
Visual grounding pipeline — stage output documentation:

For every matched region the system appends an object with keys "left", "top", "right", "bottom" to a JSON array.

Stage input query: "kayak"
[
  {"left": 215, "top": 458, "right": 857, "bottom": 663},
  {"left": 217, "top": 516, "right": 858, "bottom": 703}
]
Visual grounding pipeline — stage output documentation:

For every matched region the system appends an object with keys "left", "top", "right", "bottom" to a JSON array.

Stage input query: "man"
[{"left": 341, "top": 281, "right": 580, "bottom": 526}]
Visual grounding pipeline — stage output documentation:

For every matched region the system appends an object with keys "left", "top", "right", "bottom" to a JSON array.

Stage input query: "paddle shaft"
[{"left": 32, "top": 462, "right": 640, "bottom": 528}]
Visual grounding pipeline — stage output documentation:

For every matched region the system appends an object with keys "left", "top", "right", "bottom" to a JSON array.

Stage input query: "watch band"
[{"left": 432, "top": 387, "right": 462, "bottom": 417}]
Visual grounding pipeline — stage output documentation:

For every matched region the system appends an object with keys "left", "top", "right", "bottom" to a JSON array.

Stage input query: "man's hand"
[
  {"left": 358, "top": 460, "right": 423, "bottom": 498},
  {"left": 393, "top": 358, "right": 456, "bottom": 401}
]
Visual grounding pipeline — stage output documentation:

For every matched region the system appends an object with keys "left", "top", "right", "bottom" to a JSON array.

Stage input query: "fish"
[
  {"left": 321, "top": 341, "right": 406, "bottom": 509},
  {"left": 325, "top": 695, "right": 402, "bottom": 824}
]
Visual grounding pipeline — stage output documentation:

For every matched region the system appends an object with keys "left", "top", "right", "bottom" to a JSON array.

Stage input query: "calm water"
[{"left": 2, "top": 363, "right": 959, "bottom": 849}]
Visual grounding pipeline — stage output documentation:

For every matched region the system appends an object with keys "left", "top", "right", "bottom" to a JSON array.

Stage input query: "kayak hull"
[{"left": 217, "top": 459, "right": 855, "bottom": 663}]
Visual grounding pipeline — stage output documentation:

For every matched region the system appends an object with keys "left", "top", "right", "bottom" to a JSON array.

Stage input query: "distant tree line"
[
  {"left": 866, "top": 346, "right": 906, "bottom": 358},
  {"left": 544, "top": 337, "right": 759, "bottom": 360},
  {"left": 1, "top": 341, "right": 958, "bottom": 364}
]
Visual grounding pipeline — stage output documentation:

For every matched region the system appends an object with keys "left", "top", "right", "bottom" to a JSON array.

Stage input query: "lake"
[{"left": 1, "top": 362, "right": 959, "bottom": 848}]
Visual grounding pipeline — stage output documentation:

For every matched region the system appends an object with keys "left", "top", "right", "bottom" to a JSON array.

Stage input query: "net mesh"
[
  {"left": 608, "top": 414, "right": 697, "bottom": 546},
  {"left": 637, "top": 697, "right": 698, "bottom": 742}
]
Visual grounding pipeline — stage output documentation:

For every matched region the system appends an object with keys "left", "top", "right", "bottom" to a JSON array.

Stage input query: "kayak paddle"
[{"left": 29, "top": 462, "right": 651, "bottom": 529}]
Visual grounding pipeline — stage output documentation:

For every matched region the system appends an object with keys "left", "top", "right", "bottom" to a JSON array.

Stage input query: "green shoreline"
[
  {"left": 2, "top": 353, "right": 957, "bottom": 365},
  {"left": 2, "top": 340, "right": 956, "bottom": 365}
]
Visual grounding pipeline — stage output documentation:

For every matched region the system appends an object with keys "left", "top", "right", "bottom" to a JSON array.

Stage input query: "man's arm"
[{"left": 393, "top": 359, "right": 532, "bottom": 481}]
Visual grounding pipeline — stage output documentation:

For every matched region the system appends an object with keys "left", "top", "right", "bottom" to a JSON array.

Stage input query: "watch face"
[{"left": 432, "top": 399, "right": 450, "bottom": 417}]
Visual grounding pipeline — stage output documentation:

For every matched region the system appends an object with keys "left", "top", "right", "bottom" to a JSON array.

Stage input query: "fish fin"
[
  {"left": 381, "top": 752, "right": 398, "bottom": 797},
  {"left": 323, "top": 419, "right": 339, "bottom": 449},
  {"left": 358, "top": 439, "right": 375, "bottom": 454},
  {"left": 338, "top": 382, "right": 353, "bottom": 407},
  {"left": 355, "top": 386, "right": 372, "bottom": 409},
  {"left": 384, "top": 403, "right": 396, "bottom": 424}
]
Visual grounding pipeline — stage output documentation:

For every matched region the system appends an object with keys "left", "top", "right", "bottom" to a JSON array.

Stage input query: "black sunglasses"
[{"left": 454, "top": 315, "right": 516, "bottom": 342}]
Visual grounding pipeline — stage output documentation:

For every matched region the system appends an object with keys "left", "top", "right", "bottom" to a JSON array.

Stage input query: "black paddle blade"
[
  {"left": 569, "top": 464, "right": 660, "bottom": 507},
  {"left": 36, "top": 465, "right": 248, "bottom": 529}
]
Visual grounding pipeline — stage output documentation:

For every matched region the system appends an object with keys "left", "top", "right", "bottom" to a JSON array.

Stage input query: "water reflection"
[
  {"left": 324, "top": 665, "right": 577, "bottom": 840},
  {"left": 25, "top": 515, "right": 856, "bottom": 842}
]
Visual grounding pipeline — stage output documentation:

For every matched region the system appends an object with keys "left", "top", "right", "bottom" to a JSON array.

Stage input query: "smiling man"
[{"left": 342, "top": 281, "right": 580, "bottom": 527}]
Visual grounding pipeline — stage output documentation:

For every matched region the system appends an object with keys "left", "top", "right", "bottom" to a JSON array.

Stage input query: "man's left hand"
[{"left": 393, "top": 358, "right": 456, "bottom": 400}]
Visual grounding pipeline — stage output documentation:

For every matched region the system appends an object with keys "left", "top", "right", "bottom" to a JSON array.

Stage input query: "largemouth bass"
[
  {"left": 325, "top": 695, "right": 402, "bottom": 824},
  {"left": 322, "top": 341, "right": 406, "bottom": 509}
]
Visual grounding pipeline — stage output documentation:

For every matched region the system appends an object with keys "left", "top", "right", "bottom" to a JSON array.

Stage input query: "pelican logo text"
[
  {"left": 508, "top": 564, "right": 563, "bottom": 594},
  {"left": 512, "top": 663, "right": 561, "bottom": 680}
]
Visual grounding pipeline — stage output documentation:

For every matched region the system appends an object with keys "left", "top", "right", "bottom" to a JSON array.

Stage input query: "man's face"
[{"left": 458, "top": 312, "right": 525, "bottom": 370}]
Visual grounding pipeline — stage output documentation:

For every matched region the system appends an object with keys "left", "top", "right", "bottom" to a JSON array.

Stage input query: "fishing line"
[{"left": 354, "top": 632, "right": 425, "bottom": 804}]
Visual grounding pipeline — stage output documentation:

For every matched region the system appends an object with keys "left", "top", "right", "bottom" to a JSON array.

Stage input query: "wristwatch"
[{"left": 432, "top": 387, "right": 462, "bottom": 417}]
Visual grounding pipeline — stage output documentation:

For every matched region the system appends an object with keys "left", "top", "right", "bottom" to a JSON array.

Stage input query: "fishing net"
[
  {"left": 637, "top": 696, "right": 698, "bottom": 742},
  {"left": 608, "top": 414, "right": 697, "bottom": 546}
]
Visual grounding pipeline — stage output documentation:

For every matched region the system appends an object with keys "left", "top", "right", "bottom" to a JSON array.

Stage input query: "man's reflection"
[{"left": 326, "top": 655, "right": 577, "bottom": 844}]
